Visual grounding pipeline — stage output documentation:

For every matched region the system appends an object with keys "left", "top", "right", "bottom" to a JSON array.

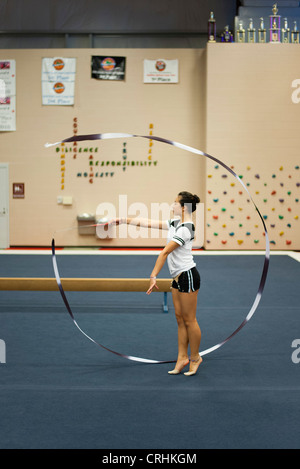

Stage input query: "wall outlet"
[{"left": 57, "top": 196, "right": 63, "bottom": 204}]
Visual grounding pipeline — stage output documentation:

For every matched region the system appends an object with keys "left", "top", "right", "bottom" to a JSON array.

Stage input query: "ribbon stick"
[{"left": 47, "top": 133, "right": 270, "bottom": 362}]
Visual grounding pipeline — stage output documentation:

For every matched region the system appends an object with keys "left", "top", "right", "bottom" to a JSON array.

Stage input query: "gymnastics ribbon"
[
  {"left": 47, "top": 133, "right": 270, "bottom": 362},
  {"left": 51, "top": 238, "right": 173, "bottom": 364}
]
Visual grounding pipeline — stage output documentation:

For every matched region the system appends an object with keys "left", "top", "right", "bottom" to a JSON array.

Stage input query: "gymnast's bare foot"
[
  {"left": 168, "top": 357, "right": 189, "bottom": 375},
  {"left": 184, "top": 355, "right": 203, "bottom": 376}
]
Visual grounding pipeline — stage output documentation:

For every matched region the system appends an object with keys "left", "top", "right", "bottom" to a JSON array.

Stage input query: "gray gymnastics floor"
[{"left": 0, "top": 250, "right": 299, "bottom": 450}]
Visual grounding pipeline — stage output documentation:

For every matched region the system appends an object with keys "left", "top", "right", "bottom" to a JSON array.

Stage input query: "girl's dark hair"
[{"left": 178, "top": 191, "right": 200, "bottom": 213}]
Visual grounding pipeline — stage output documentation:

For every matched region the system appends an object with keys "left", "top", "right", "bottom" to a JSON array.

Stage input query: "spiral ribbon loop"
[{"left": 47, "top": 133, "right": 270, "bottom": 363}]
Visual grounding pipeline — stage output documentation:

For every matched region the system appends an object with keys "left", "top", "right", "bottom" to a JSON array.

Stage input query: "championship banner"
[
  {"left": 42, "top": 58, "right": 76, "bottom": 105},
  {"left": 144, "top": 59, "right": 179, "bottom": 83},
  {"left": 0, "top": 60, "right": 16, "bottom": 131},
  {"left": 91, "top": 56, "right": 126, "bottom": 81}
]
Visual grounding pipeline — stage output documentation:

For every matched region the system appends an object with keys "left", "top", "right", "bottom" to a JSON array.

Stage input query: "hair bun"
[{"left": 178, "top": 191, "right": 200, "bottom": 212}]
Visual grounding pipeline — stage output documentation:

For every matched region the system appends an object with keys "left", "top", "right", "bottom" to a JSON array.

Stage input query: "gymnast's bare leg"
[{"left": 169, "top": 287, "right": 202, "bottom": 374}]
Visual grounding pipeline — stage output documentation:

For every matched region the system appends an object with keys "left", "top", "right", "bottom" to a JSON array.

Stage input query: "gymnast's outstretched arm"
[{"left": 109, "top": 217, "right": 169, "bottom": 230}]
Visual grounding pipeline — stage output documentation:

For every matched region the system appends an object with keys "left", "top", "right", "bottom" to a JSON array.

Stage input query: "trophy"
[
  {"left": 291, "top": 21, "right": 299, "bottom": 43},
  {"left": 236, "top": 21, "right": 245, "bottom": 43},
  {"left": 269, "top": 3, "right": 281, "bottom": 43},
  {"left": 247, "top": 18, "right": 256, "bottom": 42},
  {"left": 221, "top": 25, "right": 233, "bottom": 42},
  {"left": 208, "top": 11, "right": 216, "bottom": 42},
  {"left": 282, "top": 18, "right": 290, "bottom": 43},
  {"left": 258, "top": 17, "right": 266, "bottom": 43}
]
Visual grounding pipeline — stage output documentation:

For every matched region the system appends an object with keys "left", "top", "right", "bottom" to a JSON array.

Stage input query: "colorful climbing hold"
[{"left": 237, "top": 240, "right": 243, "bottom": 245}]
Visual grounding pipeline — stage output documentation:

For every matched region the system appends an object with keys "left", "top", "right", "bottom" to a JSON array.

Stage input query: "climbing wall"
[
  {"left": 205, "top": 43, "right": 300, "bottom": 250},
  {"left": 205, "top": 160, "right": 299, "bottom": 249}
]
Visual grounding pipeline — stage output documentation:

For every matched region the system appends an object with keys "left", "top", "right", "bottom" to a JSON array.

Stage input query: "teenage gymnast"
[{"left": 110, "top": 191, "right": 202, "bottom": 376}]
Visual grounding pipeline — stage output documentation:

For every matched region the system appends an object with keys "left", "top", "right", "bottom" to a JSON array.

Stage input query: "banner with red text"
[{"left": 42, "top": 58, "right": 76, "bottom": 105}]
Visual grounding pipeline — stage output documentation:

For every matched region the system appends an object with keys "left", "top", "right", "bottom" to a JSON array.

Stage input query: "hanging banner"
[
  {"left": 144, "top": 59, "right": 179, "bottom": 83},
  {"left": 0, "top": 60, "right": 16, "bottom": 131},
  {"left": 42, "top": 58, "right": 76, "bottom": 105},
  {"left": 91, "top": 56, "right": 126, "bottom": 81}
]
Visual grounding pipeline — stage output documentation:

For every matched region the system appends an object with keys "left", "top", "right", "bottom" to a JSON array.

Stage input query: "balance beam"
[
  {"left": 0, "top": 277, "right": 171, "bottom": 292},
  {"left": 0, "top": 277, "right": 172, "bottom": 312}
]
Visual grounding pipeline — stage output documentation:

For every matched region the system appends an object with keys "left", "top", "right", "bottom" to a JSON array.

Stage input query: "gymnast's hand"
[
  {"left": 108, "top": 217, "right": 126, "bottom": 225},
  {"left": 146, "top": 278, "right": 159, "bottom": 295}
]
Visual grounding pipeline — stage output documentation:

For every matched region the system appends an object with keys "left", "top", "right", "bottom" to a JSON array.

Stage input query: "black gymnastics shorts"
[{"left": 172, "top": 267, "right": 201, "bottom": 293}]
